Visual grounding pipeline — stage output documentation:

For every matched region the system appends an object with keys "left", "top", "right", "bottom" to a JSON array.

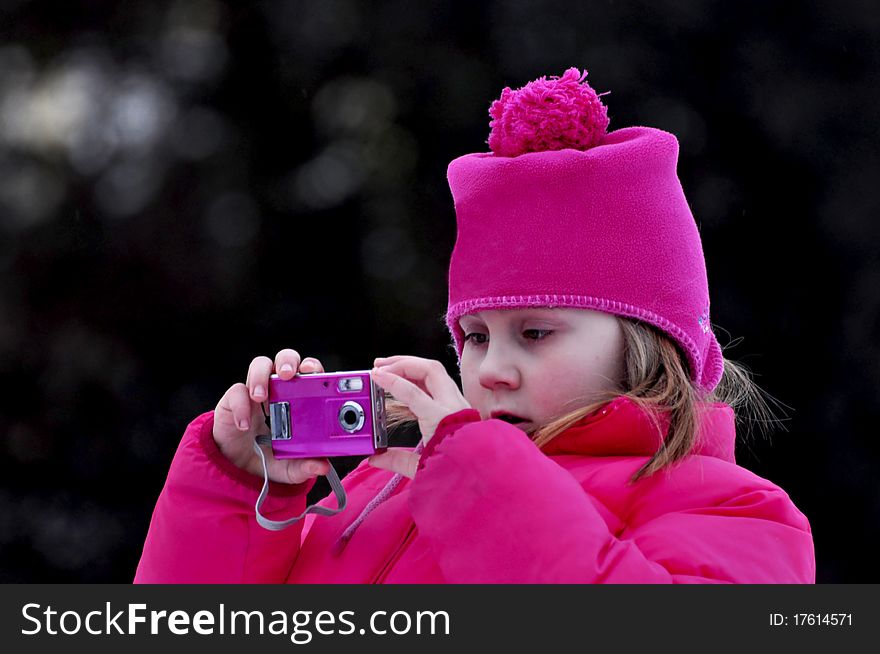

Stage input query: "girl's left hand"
[{"left": 368, "top": 355, "right": 471, "bottom": 479}]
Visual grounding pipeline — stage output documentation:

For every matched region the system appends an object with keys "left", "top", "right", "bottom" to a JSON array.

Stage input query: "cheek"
[
  {"left": 529, "top": 350, "right": 615, "bottom": 403},
  {"left": 458, "top": 360, "right": 481, "bottom": 401},
  {"left": 594, "top": 336, "right": 626, "bottom": 387},
  {"left": 530, "top": 368, "right": 568, "bottom": 400}
]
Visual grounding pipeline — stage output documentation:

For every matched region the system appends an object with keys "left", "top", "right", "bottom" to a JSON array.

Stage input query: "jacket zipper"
[{"left": 371, "top": 522, "right": 417, "bottom": 584}]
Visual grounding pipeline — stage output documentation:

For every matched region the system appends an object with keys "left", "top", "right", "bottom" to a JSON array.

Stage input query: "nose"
[{"left": 477, "top": 340, "right": 521, "bottom": 390}]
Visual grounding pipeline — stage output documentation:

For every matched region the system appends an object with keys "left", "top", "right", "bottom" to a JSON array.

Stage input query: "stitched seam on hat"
[{"left": 445, "top": 295, "right": 704, "bottom": 387}]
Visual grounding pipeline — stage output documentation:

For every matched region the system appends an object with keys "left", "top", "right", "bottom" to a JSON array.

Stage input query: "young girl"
[{"left": 135, "top": 68, "right": 815, "bottom": 583}]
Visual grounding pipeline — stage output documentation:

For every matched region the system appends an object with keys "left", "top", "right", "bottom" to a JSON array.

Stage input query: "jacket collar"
[{"left": 539, "top": 396, "right": 736, "bottom": 463}]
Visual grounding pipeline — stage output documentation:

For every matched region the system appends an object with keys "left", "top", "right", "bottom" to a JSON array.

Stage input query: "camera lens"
[{"left": 338, "top": 401, "right": 365, "bottom": 433}]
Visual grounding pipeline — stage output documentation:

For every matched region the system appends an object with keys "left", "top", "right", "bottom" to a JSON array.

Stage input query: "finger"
[
  {"left": 299, "top": 357, "right": 324, "bottom": 373},
  {"left": 223, "top": 383, "right": 253, "bottom": 431},
  {"left": 368, "top": 449, "right": 420, "bottom": 479},
  {"left": 373, "top": 355, "right": 420, "bottom": 371},
  {"left": 285, "top": 458, "right": 331, "bottom": 484},
  {"left": 373, "top": 356, "right": 432, "bottom": 396},
  {"left": 374, "top": 355, "right": 408, "bottom": 365},
  {"left": 371, "top": 368, "right": 432, "bottom": 416},
  {"left": 275, "top": 348, "right": 302, "bottom": 380},
  {"left": 374, "top": 357, "right": 453, "bottom": 399},
  {"left": 305, "top": 457, "right": 330, "bottom": 476},
  {"left": 246, "top": 356, "right": 273, "bottom": 401}
]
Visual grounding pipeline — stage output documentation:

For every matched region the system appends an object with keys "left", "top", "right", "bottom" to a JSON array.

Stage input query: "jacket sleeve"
[
  {"left": 407, "top": 411, "right": 815, "bottom": 584},
  {"left": 134, "top": 411, "right": 317, "bottom": 583}
]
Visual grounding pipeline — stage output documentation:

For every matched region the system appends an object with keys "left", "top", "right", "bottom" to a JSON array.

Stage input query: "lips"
[{"left": 490, "top": 411, "right": 528, "bottom": 424}]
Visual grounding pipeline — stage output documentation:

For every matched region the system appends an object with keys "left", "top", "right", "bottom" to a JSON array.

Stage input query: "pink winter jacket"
[{"left": 134, "top": 396, "right": 815, "bottom": 583}]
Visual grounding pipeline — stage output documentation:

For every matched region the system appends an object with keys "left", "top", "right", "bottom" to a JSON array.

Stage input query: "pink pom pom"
[{"left": 488, "top": 68, "right": 610, "bottom": 157}]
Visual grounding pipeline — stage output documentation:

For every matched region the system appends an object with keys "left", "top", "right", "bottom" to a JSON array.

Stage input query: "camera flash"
[{"left": 338, "top": 377, "right": 363, "bottom": 392}]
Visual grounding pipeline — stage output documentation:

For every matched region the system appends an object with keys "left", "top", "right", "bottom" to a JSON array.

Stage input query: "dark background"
[{"left": 0, "top": 0, "right": 877, "bottom": 583}]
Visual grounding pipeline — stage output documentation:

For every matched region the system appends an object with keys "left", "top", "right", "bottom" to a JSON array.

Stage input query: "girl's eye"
[
  {"left": 463, "top": 332, "right": 487, "bottom": 345},
  {"left": 463, "top": 330, "right": 552, "bottom": 345}
]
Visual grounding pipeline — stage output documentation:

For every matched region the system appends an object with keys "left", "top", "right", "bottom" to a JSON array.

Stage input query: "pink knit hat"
[{"left": 445, "top": 68, "right": 724, "bottom": 392}]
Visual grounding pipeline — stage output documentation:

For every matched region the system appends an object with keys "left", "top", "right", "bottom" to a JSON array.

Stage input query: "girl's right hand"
[{"left": 213, "top": 349, "right": 331, "bottom": 484}]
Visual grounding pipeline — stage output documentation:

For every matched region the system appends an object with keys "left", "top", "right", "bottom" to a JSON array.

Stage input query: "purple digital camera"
[{"left": 267, "top": 370, "right": 388, "bottom": 459}]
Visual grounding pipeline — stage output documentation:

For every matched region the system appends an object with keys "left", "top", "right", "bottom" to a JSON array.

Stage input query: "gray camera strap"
[{"left": 252, "top": 435, "right": 348, "bottom": 531}]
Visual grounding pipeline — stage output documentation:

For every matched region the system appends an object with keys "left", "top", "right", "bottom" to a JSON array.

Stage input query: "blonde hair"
[{"left": 383, "top": 317, "right": 786, "bottom": 483}]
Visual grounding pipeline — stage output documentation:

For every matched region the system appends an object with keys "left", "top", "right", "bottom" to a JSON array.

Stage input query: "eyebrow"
[{"left": 459, "top": 309, "right": 563, "bottom": 325}]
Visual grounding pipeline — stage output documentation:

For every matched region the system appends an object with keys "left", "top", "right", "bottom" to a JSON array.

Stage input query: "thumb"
[{"left": 368, "top": 448, "right": 420, "bottom": 479}]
